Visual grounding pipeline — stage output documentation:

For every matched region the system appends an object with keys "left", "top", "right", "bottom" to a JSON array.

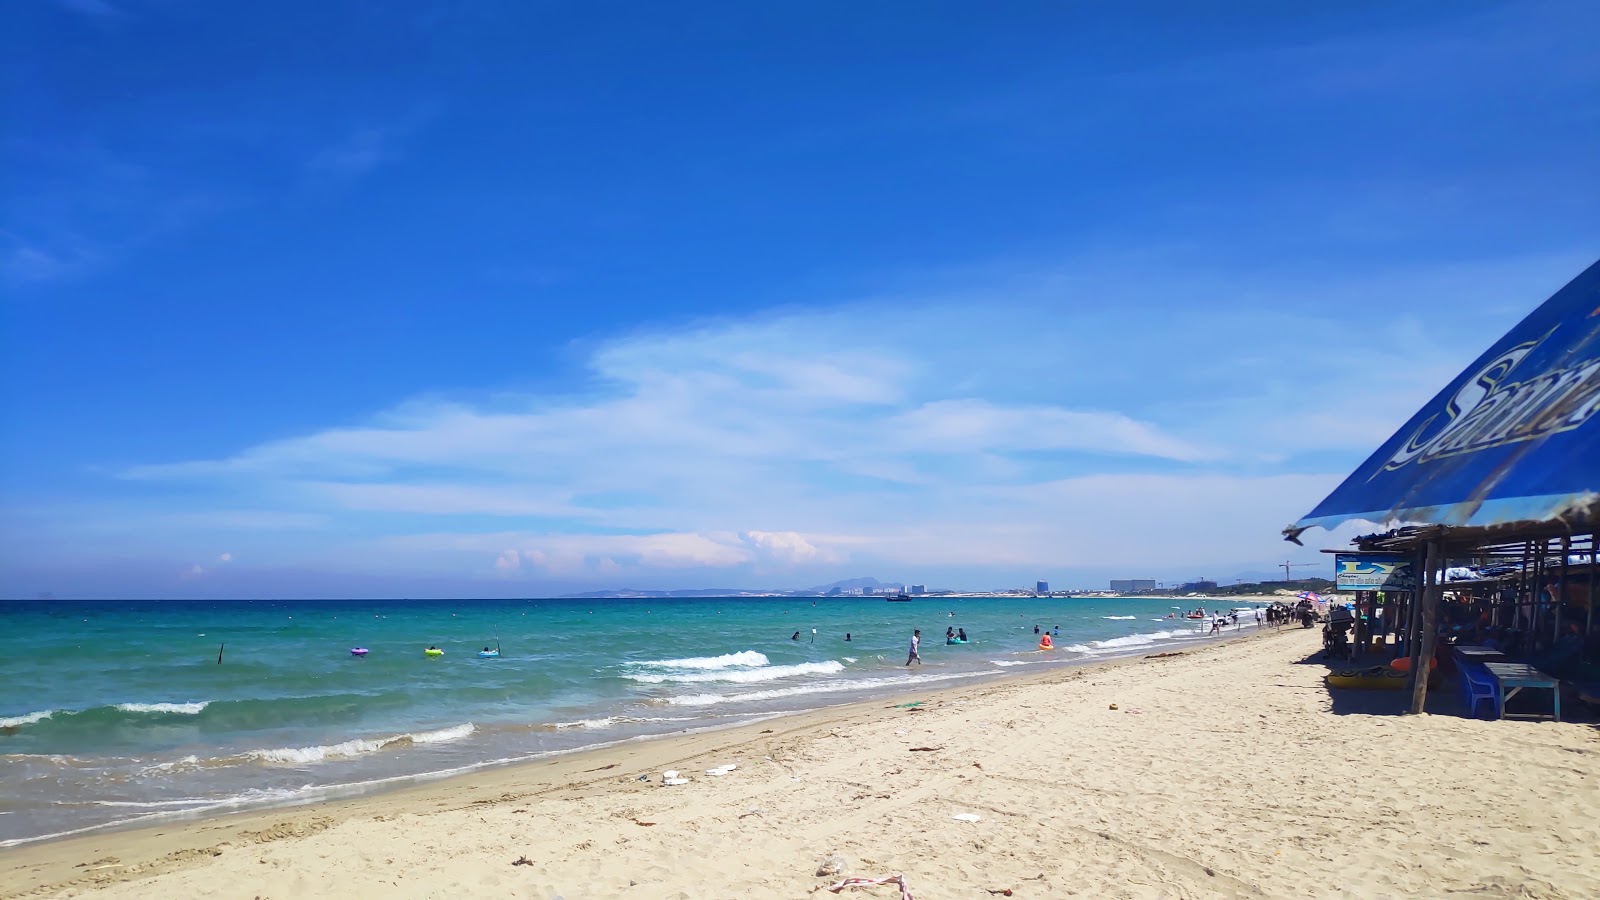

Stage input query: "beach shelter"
[
  {"left": 1285, "top": 258, "right": 1600, "bottom": 544},
  {"left": 1285, "top": 257, "right": 1600, "bottom": 713}
]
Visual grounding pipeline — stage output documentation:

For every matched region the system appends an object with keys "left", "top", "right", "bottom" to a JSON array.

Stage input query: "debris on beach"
[
  {"left": 908, "top": 746, "right": 942, "bottom": 752},
  {"left": 827, "top": 873, "right": 913, "bottom": 899},
  {"left": 816, "top": 854, "right": 850, "bottom": 877},
  {"left": 661, "top": 770, "right": 690, "bottom": 786},
  {"left": 705, "top": 763, "right": 738, "bottom": 776},
  {"left": 511, "top": 856, "right": 533, "bottom": 866},
  {"left": 952, "top": 813, "right": 981, "bottom": 823}
]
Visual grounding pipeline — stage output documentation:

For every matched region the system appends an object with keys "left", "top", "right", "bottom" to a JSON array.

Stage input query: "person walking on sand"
[{"left": 906, "top": 629, "right": 922, "bottom": 666}]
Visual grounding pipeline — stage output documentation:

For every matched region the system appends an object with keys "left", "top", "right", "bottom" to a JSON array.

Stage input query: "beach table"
[
  {"left": 1482, "top": 662, "right": 1560, "bottom": 722},
  {"left": 1453, "top": 645, "right": 1508, "bottom": 665}
]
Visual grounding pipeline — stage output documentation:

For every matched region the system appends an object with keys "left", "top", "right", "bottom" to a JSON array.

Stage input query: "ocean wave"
[
  {"left": 988, "top": 660, "right": 1029, "bottom": 667},
  {"left": 1102, "top": 615, "right": 1138, "bottom": 620},
  {"left": 0, "top": 710, "right": 54, "bottom": 729},
  {"left": 246, "top": 723, "right": 475, "bottom": 765},
  {"left": 554, "top": 718, "right": 617, "bottom": 730},
  {"left": 115, "top": 702, "right": 210, "bottom": 715},
  {"left": 89, "top": 798, "right": 221, "bottom": 809},
  {"left": 663, "top": 671, "right": 986, "bottom": 707},
  {"left": 629, "top": 651, "right": 769, "bottom": 670},
  {"left": 1065, "top": 627, "right": 1203, "bottom": 655},
  {"left": 626, "top": 660, "right": 845, "bottom": 685},
  {"left": 549, "top": 714, "right": 698, "bottom": 730},
  {"left": 137, "top": 755, "right": 206, "bottom": 776}
]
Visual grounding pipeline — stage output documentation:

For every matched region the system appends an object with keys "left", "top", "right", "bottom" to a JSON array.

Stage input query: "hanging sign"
[{"left": 1334, "top": 554, "right": 1417, "bottom": 591}]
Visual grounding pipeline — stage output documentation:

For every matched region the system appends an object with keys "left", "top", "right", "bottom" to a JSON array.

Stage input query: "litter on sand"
[
  {"left": 828, "top": 873, "right": 914, "bottom": 900},
  {"left": 661, "top": 771, "right": 689, "bottom": 786},
  {"left": 705, "top": 763, "right": 738, "bottom": 776},
  {"left": 952, "top": 813, "right": 981, "bottom": 823}
]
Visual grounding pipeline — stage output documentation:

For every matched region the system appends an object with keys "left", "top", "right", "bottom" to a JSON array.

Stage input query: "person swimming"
[
  {"left": 844, "top": 632, "right": 851, "bottom": 641},
  {"left": 791, "top": 631, "right": 801, "bottom": 641},
  {"left": 957, "top": 628, "right": 967, "bottom": 641},
  {"left": 946, "top": 627, "right": 956, "bottom": 640}
]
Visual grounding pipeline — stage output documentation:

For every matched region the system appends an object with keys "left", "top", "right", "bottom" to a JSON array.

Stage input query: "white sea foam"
[
  {"left": 0, "top": 710, "right": 54, "bottom": 728},
  {"left": 138, "top": 755, "right": 203, "bottom": 775},
  {"left": 116, "top": 702, "right": 210, "bottom": 715},
  {"left": 842, "top": 657, "right": 858, "bottom": 663},
  {"left": 988, "top": 660, "right": 1029, "bottom": 667},
  {"left": 1102, "top": 615, "right": 1138, "bottom": 620},
  {"left": 1065, "top": 628, "right": 1204, "bottom": 655},
  {"left": 554, "top": 718, "right": 617, "bottom": 729},
  {"left": 247, "top": 723, "right": 475, "bottom": 765},
  {"left": 410, "top": 723, "right": 475, "bottom": 744},
  {"left": 626, "top": 660, "right": 844, "bottom": 685},
  {"left": 90, "top": 798, "right": 220, "bottom": 809},
  {"left": 664, "top": 671, "right": 985, "bottom": 707},
  {"left": 630, "top": 651, "right": 769, "bottom": 670}
]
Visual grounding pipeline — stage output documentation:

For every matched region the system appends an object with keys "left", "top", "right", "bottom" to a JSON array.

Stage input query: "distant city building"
[
  {"left": 910, "top": 584, "right": 926, "bottom": 595},
  {"left": 1179, "top": 580, "right": 1218, "bottom": 592},
  {"left": 1036, "top": 581, "right": 1049, "bottom": 594},
  {"left": 1110, "top": 579, "right": 1157, "bottom": 593}
]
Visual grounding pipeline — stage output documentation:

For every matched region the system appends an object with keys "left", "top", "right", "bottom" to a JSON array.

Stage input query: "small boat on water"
[
  {"left": 350, "top": 648, "right": 369, "bottom": 657},
  {"left": 886, "top": 592, "right": 912, "bottom": 602},
  {"left": 477, "top": 649, "right": 501, "bottom": 659}
]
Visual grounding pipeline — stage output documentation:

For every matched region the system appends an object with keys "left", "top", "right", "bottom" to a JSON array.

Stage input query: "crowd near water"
[{"left": 0, "top": 596, "right": 1264, "bottom": 845}]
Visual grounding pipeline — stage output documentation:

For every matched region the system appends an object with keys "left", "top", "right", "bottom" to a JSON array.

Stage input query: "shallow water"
[{"left": 0, "top": 596, "right": 1262, "bottom": 844}]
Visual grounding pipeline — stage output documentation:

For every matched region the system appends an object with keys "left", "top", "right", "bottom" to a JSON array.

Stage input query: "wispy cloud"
[{"left": 99, "top": 249, "right": 1584, "bottom": 589}]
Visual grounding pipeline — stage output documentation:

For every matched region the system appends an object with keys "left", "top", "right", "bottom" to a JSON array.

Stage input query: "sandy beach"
[{"left": 5, "top": 626, "right": 1596, "bottom": 900}]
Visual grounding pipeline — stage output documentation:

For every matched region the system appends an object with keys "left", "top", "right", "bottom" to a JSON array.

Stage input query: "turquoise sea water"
[{"left": 0, "top": 596, "right": 1262, "bottom": 845}]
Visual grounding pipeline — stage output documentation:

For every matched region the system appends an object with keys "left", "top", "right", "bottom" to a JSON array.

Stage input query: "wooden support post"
[
  {"left": 1587, "top": 533, "right": 1597, "bottom": 664},
  {"left": 1353, "top": 591, "right": 1366, "bottom": 655},
  {"left": 1557, "top": 535, "right": 1570, "bottom": 644},
  {"left": 1409, "top": 539, "right": 1443, "bottom": 715}
]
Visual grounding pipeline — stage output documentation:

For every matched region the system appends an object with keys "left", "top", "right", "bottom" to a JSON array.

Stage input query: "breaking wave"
[
  {"left": 246, "top": 723, "right": 476, "bottom": 765},
  {"left": 625, "top": 660, "right": 845, "bottom": 685},
  {"left": 663, "top": 671, "right": 986, "bottom": 707},
  {"left": 115, "top": 702, "right": 210, "bottom": 715},
  {"left": 0, "top": 710, "right": 54, "bottom": 730},
  {"left": 629, "top": 651, "right": 769, "bottom": 670},
  {"left": 1064, "top": 628, "right": 1204, "bottom": 655}
]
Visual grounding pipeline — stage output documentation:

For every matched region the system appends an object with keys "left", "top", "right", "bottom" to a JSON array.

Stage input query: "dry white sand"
[{"left": 5, "top": 627, "right": 1597, "bottom": 899}]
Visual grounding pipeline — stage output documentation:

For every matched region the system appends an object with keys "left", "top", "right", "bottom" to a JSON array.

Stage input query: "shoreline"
[
  {"left": 2, "top": 609, "right": 1272, "bottom": 851},
  {"left": 8, "top": 624, "right": 1594, "bottom": 899},
  {"left": 0, "top": 626, "right": 1277, "bottom": 891}
]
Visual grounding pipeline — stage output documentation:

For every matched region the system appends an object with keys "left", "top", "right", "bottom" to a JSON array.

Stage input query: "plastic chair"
[{"left": 1460, "top": 665, "right": 1499, "bottom": 719}]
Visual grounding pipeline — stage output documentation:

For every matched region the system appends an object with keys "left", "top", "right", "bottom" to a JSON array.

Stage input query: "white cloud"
[
  {"left": 98, "top": 250, "right": 1584, "bottom": 589},
  {"left": 217, "top": 552, "right": 233, "bottom": 563}
]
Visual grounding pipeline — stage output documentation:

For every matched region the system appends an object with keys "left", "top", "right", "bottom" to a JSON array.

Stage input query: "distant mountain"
[{"left": 804, "top": 576, "right": 890, "bottom": 593}]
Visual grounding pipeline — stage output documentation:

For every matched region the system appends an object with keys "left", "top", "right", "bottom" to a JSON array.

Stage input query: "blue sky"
[{"left": 3, "top": 0, "right": 1597, "bottom": 598}]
